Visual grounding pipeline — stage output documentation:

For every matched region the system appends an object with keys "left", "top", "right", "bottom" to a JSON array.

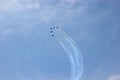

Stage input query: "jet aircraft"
[
  {"left": 50, "top": 28, "right": 52, "bottom": 30},
  {"left": 53, "top": 26, "right": 55, "bottom": 29},
  {"left": 50, "top": 26, "right": 60, "bottom": 37},
  {"left": 50, "top": 31, "right": 53, "bottom": 33},
  {"left": 51, "top": 34, "right": 54, "bottom": 37},
  {"left": 56, "top": 26, "right": 59, "bottom": 29}
]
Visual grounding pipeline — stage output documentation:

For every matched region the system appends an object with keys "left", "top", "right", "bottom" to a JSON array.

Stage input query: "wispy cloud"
[
  {"left": 0, "top": 0, "right": 86, "bottom": 38},
  {"left": 0, "top": 27, "right": 13, "bottom": 38},
  {"left": 0, "top": 0, "right": 40, "bottom": 12},
  {"left": 108, "top": 75, "right": 120, "bottom": 80}
]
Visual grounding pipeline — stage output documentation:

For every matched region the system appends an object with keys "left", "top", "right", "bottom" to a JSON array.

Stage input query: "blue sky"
[{"left": 0, "top": 0, "right": 120, "bottom": 80}]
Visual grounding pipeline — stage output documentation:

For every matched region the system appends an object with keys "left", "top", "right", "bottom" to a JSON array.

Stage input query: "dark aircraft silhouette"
[
  {"left": 51, "top": 34, "right": 54, "bottom": 37},
  {"left": 50, "top": 28, "right": 52, "bottom": 30},
  {"left": 53, "top": 26, "right": 55, "bottom": 29},
  {"left": 50, "top": 31, "right": 53, "bottom": 33},
  {"left": 57, "top": 26, "right": 59, "bottom": 29},
  {"left": 50, "top": 26, "right": 60, "bottom": 37}
]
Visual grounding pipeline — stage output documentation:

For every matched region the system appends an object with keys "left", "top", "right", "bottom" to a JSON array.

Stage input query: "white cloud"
[
  {"left": 108, "top": 75, "right": 120, "bottom": 80},
  {"left": 0, "top": 0, "right": 40, "bottom": 12},
  {"left": 0, "top": 0, "right": 86, "bottom": 38},
  {"left": 0, "top": 27, "right": 14, "bottom": 38},
  {"left": 66, "top": 0, "right": 77, "bottom": 4},
  {"left": 60, "top": 0, "right": 77, "bottom": 4}
]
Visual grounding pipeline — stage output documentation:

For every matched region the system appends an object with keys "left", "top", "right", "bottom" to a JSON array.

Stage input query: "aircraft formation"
[{"left": 50, "top": 26, "right": 59, "bottom": 37}]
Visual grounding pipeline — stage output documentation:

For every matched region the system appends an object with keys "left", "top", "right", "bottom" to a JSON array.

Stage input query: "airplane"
[
  {"left": 50, "top": 31, "right": 53, "bottom": 33},
  {"left": 57, "top": 26, "right": 59, "bottom": 29},
  {"left": 53, "top": 26, "right": 55, "bottom": 29},
  {"left": 50, "top": 28, "right": 52, "bottom": 30},
  {"left": 51, "top": 34, "right": 54, "bottom": 37}
]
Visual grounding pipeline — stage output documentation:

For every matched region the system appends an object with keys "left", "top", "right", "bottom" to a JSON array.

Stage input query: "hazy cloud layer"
[
  {"left": 0, "top": 0, "right": 40, "bottom": 12},
  {"left": 108, "top": 75, "right": 120, "bottom": 80},
  {"left": 0, "top": 0, "right": 120, "bottom": 80},
  {"left": 0, "top": 0, "right": 85, "bottom": 38}
]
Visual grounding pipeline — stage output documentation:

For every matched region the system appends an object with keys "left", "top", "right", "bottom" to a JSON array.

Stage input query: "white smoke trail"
[{"left": 51, "top": 27, "right": 84, "bottom": 80}]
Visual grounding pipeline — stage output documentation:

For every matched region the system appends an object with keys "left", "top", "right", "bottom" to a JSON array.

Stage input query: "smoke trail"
[{"left": 50, "top": 27, "right": 84, "bottom": 80}]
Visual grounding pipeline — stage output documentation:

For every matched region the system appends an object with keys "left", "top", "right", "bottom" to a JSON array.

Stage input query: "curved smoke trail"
[{"left": 50, "top": 27, "right": 84, "bottom": 80}]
